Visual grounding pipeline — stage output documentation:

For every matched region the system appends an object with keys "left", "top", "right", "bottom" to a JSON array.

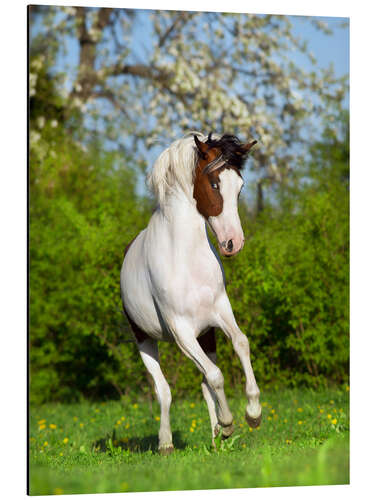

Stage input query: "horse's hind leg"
[
  {"left": 137, "top": 337, "right": 173, "bottom": 454},
  {"left": 198, "top": 328, "right": 232, "bottom": 445},
  {"left": 124, "top": 310, "right": 173, "bottom": 453}
]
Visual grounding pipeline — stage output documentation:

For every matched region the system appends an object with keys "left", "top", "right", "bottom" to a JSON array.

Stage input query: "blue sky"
[{"left": 291, "top": 16, "right": 349, "bottom": 78}]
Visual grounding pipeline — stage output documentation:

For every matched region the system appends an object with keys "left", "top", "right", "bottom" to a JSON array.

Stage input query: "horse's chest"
[{"left": 168, "top": 259, "right": 224, "bottom": 317}]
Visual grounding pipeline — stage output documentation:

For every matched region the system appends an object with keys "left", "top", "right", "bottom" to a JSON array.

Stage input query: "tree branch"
[{"left": 158, "top": 12, "right": 195, "bottom": 47}]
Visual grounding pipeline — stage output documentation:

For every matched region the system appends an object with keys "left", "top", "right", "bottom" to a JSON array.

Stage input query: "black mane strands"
[{"left": 205, "top": 132, "right": 251, "bottom": 169}]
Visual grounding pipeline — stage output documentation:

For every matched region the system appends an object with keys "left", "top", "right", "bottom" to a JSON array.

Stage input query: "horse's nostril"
[{"left": 227, "top": 239, "right": 233, "bottom": 252}]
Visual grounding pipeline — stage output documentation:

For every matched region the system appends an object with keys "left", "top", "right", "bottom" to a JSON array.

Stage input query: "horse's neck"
[{"left": 155, "top": 192, "right": 209, "bottom": 253}]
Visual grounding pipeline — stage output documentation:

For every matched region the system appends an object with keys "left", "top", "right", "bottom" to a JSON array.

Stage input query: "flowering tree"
[{"left": 29, "top": 6, "right": 348, "bottom": 206}]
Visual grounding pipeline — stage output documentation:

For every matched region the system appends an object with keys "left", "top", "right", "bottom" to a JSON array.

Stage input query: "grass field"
[{"left": 29, "top": 387, "right": 349, "bottom": 495}]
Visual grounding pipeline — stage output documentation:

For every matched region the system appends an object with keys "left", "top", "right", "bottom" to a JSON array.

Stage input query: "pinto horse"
[{"left": 121, "top": 133, "right": 261, "bottom": 454}]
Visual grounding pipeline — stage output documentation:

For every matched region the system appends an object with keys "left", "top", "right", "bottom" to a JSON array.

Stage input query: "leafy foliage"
[{"left": 29, "top": 15, "right": 349, "bottom": 404}]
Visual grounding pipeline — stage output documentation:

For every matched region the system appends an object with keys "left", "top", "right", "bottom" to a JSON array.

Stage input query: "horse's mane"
[
  {"left": 205, "top": 133, "right": 249, "bottom": 170},
  {"left": 147, "top": 132, "right": 248, "bottom": 207},
  {"left": 147, "top": 132, "right": 204, "bottom": 207}
]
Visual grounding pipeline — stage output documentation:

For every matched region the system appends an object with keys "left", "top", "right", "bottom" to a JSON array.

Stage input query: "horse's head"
[{"left": 193, "top": 133, "right": 257, "bottom": 257}]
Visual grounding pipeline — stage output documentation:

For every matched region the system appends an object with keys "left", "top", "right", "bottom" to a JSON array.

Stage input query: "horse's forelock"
[{"left": 205, "top": 133, "right": 249, "bottom": 169}]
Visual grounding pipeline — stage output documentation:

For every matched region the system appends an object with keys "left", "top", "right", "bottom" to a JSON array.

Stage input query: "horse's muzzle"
[{"left": 219, "top": 238, "right": 244, "bottom": 257}]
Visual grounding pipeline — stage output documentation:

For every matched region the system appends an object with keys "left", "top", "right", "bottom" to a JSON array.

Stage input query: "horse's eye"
[{"left": 210, "top": 182, "right": 219, "bottom": 190}]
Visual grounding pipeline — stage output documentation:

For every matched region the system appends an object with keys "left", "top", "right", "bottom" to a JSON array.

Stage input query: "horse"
[{"left": 120, "top": 132, "right": 261, "bottom": 454}]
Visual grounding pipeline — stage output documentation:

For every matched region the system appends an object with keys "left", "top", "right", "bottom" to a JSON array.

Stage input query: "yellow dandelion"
[
  {"left": 346, "top": 385, "right": 349, "bottom": 392},
  {"left": 267, "top": 416, "right": 272, "bottom": 421},
  {"left": 53, "top": 488, "right": 64, "bottom": 495},
  {"left": 125, "top": 423, "right": 130, "bottom": 429},
  {"left": 242, "top": 443, "right": 246, "bottom": 448},
  {"left": 133, "top": 403, "right": 138, "bottom": 409},
  {"left": 273, "top": 414, "right": 278, "bottom": 419},
  {"left": 271, "top": 409, "right": 275, "bottom": 414},
  {"left": 79, "top": 423, "right": 84, "bottom": 428},
  {"left": 95, "top": 408, "right": 100, "bottom": 413},
  {"left": 43, "top": 441, "right": 48, "bottom": 447},
  {"left": 39, "top": 424, "right": 46, "bottom": 431},
  {"left": 331, "top": 418, "right": 337, "bottom": 425},
  {"left": 249, "top": 427, "right": 253, "bottom": 432},
  {"left": 49, "top": 424, "right": 57, "bottom": 430},
  {"left": 330, "top": 400, "right": 334, "bottom": 404},
  {"left": 190, "top": 403, "right": 195, "bottom": 408},
  {"left": 298, "top": 420, "right": 303, "bottom": 425},
  {"left": 297, "top": 408, "right": 303, "bottom": 413},
  {"left": 121, "top": 416, "right": 125, "bottom": 421},
  {"left": 320, "top": 409, "right": 324, "bottom": 414},
  {"left": 155, "top": 416, "right": 160, "bottom": 421},
  {"left": 37, "top": 419, "right": 46, "bottom": 425},
  {"left": 116, "top": 420, "right": 122, "bottom": 426},
  {"left": 59, "top": 452, "right": 63, "bottom": 456},
  {"left": 73, "top": 416, "right": 78, "bottom": 422},
  {"left": 284, "top": 419, "right": 288, "bottom": 423},
  {"left": 190, "top": 427, "right": 194, "bottom": 432},
  {"left": 239, "top": 423, "right": 243, "bottom": 428},
  {"left": 327, "top": 414, "right": 332, "bottom": 420},
  {"left": 256, "top": 426, "right": 261, "bottom": 431},
  {"left": 63, "top": 437, "right": 69, "bottom": 444}
]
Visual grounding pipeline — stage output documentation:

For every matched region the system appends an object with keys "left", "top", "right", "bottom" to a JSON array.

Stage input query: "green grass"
[{"left": 29, "top": 387, "right": 349, "bottom": 495}]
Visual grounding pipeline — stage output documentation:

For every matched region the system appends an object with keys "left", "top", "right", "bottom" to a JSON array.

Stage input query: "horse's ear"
[
  {"left": 194, "top": 135, "right": 209, "bottom": 159},
  {"left": 240, "top": 140, "right": 257, "bottom": 153}
]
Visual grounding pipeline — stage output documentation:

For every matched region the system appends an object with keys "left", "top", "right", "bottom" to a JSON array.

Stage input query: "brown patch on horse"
[
  {"left": 123, "top": 235, "right": 149, "bottom": 344},
  {"left": 198, "top": 328, "right": 216, "bottom": 354},
  {"left": 193, "top": 134, "right": 255, "bottom": 219},
  {"left": 123, "top": 306, "right": 149, "bottom": 344},
  {"left": 193, "top": 158, "right": 224, "bottom": 218}
]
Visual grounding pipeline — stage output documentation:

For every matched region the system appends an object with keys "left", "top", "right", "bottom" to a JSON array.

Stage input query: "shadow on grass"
[{"left": 92, "top": 429, "right": 186, "bottom": 454}]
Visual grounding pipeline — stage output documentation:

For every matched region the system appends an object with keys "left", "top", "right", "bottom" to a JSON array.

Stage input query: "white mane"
[{"left": 147, "top": 132, "right": 209, "bottom": 207}]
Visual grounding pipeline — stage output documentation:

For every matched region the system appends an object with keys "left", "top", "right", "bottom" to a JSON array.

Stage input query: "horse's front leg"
[
  {"left": 173, "top": 319, "right": 234, "bottom": 438},
  {"left": 216, "top": 293, "right": 262, "bottom": 428}
]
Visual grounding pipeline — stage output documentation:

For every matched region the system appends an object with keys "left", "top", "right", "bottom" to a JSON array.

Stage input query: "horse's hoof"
[
  {"left": 221, "top": 423, "right": 235, "bottom": 439},
  {"left": 245, "top": 411, "right": 262, "bottom": 428},
  {"left": 159, "top": 444, "right": 174, "bottom": 455}
]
